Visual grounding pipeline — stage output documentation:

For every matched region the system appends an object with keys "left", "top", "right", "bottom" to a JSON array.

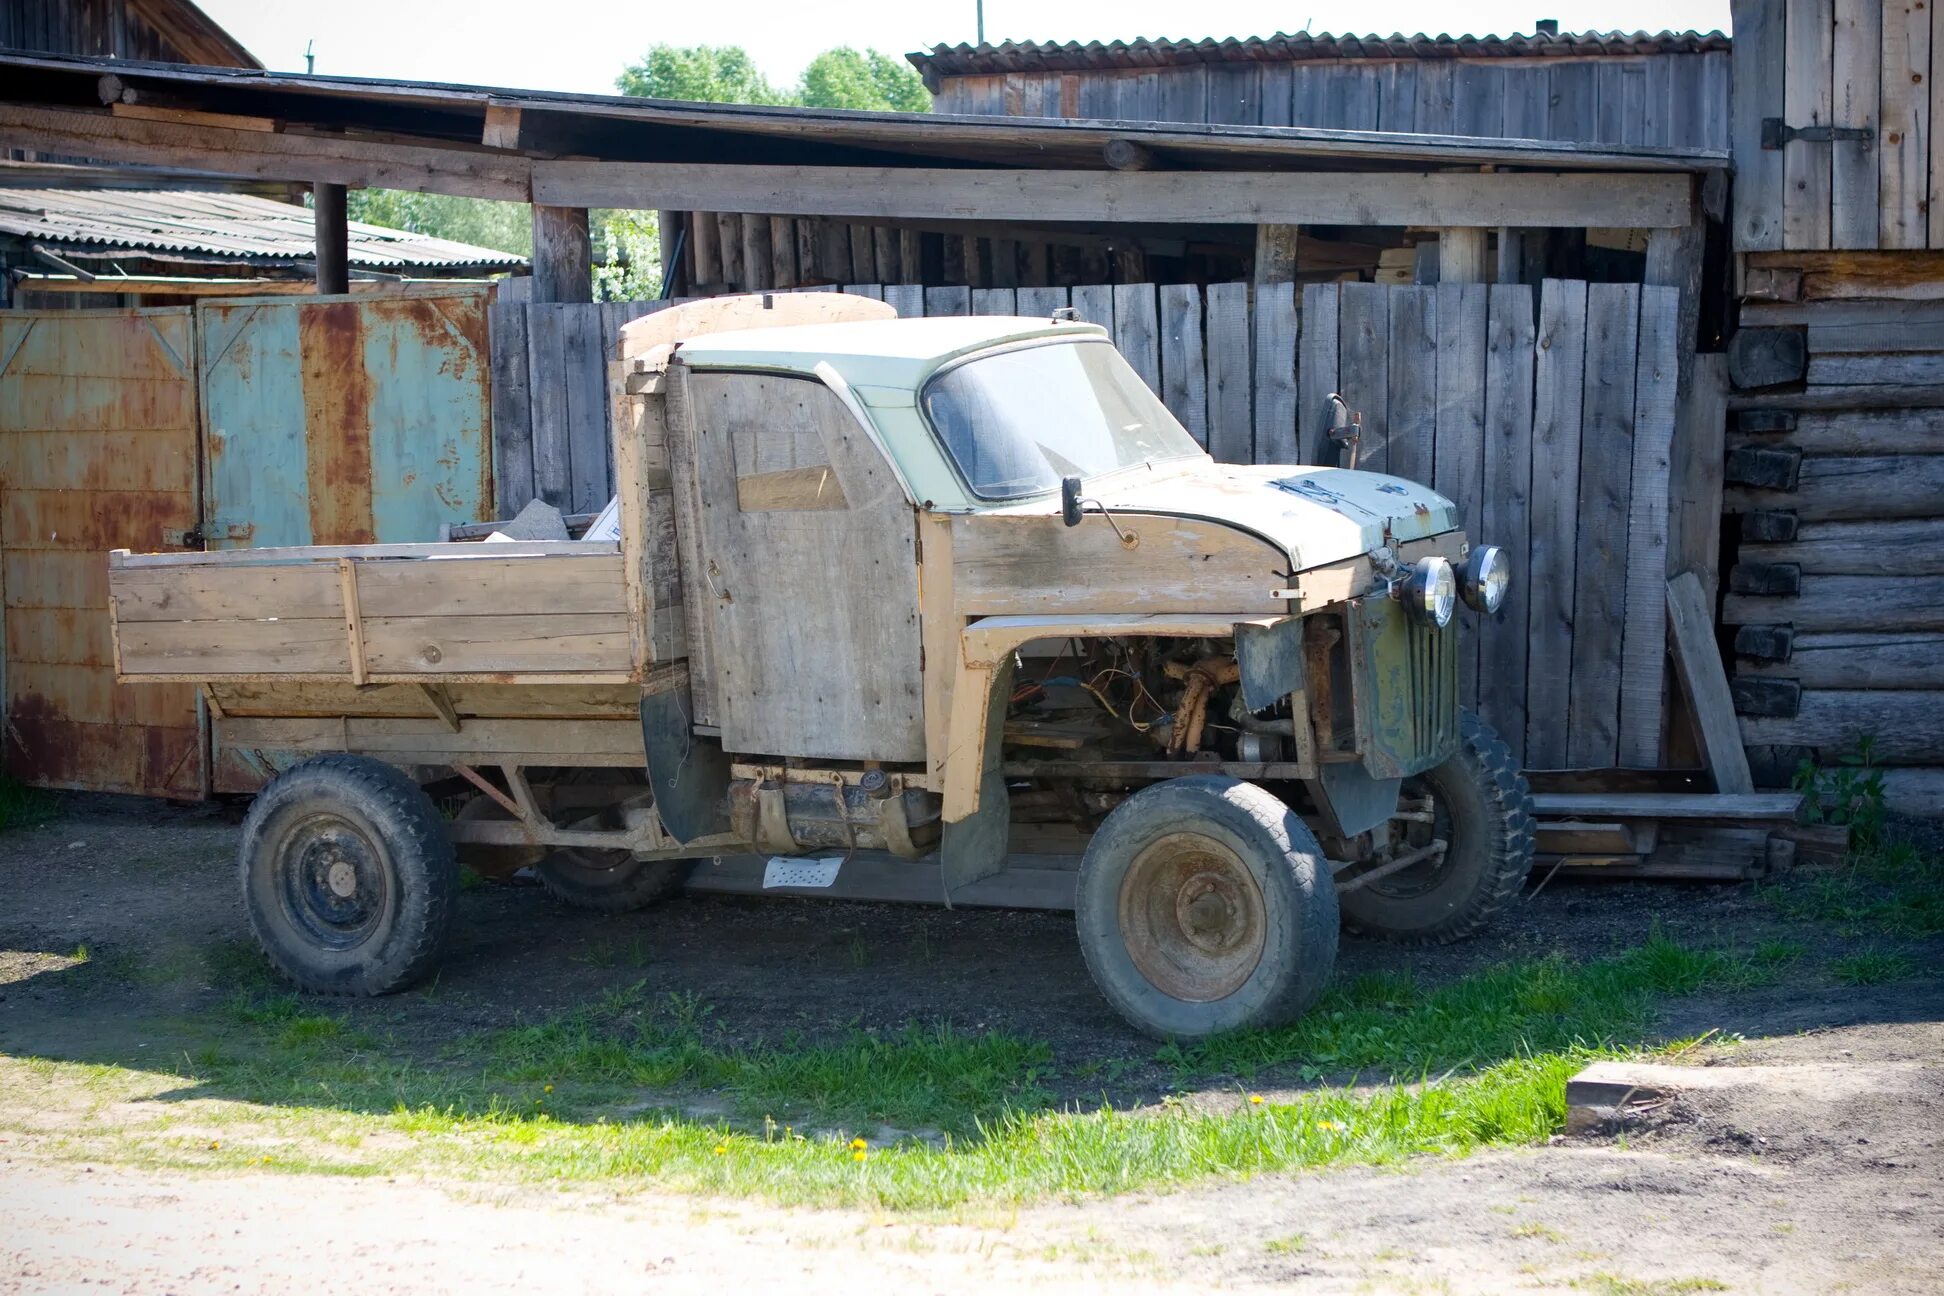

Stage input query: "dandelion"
[
  {"left": 713, "top": 1143, "right": 728, "bottom": 1156},
  {"left": 1248, "top": 1094, "right": 1265, "bottom": 1105},
  {"left": 852, "top": 1149, "right": 868, "bottom": 1163},
  {"left": 1316, "top": 1120, "right": 1341, "bottom": 1131},
  {"left": 544, "top": 1084, "right": 553, "bottom": 1093},
  {"left": 208, "top": 1141, "right": 219, "bottom": 1150},
  {"left": 849, "top": 1136, "right": 868, "bottom": 1151}
]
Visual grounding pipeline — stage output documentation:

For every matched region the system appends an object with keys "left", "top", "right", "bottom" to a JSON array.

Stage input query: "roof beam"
[
  {"left": 0, "top": 104, "right": 532, "bottom": 202},
  {"left": 534, "top": 162, "right": 1694, "bottom": 229}
]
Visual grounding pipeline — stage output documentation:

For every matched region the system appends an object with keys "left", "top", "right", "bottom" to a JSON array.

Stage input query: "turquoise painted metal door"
[{"left": 197, "top": 289, "right": 494, "bottom": 548}]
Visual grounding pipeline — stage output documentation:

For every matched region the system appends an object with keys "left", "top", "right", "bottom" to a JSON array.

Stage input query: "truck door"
[{"left": 681, "top": 367, "right": 925, "bottom": 763}]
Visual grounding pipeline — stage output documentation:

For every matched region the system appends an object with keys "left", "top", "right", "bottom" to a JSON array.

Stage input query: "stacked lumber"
[
  {"left": 1530, "top": 790, "right": 1816, "bottom": 881},
  {"left": 1723, "top": 276, "right": 1944, "bottom": 819}
]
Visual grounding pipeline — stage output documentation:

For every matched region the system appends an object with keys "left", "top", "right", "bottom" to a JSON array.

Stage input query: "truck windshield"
[{"left": 920, "top": 338, "right": 1204, "bottom": 500}]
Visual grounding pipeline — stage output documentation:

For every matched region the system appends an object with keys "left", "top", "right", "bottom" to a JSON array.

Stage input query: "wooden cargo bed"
[{"left": 109, "top": 540, "right": 660, "bottom": 685}]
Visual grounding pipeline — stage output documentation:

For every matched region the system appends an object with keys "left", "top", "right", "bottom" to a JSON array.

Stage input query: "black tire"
[
  {"left": 1075, "top": 776, "right": 1338, "bottom": 1040},
  {"left": 534, "top": 850, "right": 694, "bottom": 913},
  {"left": 238, "top": 754, "right": 456, "bottom": 995},
  {"left": 1339, "top": 712, "right": 1535, "bottom": 945}
]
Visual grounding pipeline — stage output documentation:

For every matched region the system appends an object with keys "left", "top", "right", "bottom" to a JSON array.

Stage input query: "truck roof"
[{"left": 676, "top": 314, "right": 1106, "bottom": 388}]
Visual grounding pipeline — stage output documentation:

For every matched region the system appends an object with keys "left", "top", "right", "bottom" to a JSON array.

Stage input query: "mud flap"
[
  {"left": 640, "top": 686, "right": 731, "bottom": 844},
  {"left": 939, "top": 657, "right": 1014, "bottom": 906},
  {"left": 1306, "top": 763, "right": 1403, "bottom": 839}
]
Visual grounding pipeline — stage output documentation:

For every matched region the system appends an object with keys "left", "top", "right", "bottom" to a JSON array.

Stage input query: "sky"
[{"left": 197, "top": 0, "right": 1733, "bottom": 95}]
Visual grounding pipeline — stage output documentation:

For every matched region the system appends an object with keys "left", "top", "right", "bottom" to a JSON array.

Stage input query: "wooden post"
[
  {"left": 531, "top": 204, "right": 592, "bottom": 304},
  {"left": 1254, "top": 223, "right": 1301, "bottom": 283},
  {"left": 1495, "top": 227, "right": 1524, "bottom": 284},
  {"left": 1438, "top": 227, "right": 1488, "bottom": 283},
  {"left": 313, "top": 181, "right": 348, "bottom": 294}
]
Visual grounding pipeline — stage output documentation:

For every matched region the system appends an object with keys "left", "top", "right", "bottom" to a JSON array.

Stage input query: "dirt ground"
[{"left": 2, "top": 793, "right": 1942, "bottom": 1294}]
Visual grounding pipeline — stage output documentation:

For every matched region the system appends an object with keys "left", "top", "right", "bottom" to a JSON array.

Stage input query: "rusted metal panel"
[
  {"left": 0, "top": 309, "right": 204, "bottom": 798},
  {"left": 199, "top": 289, "right": 495, "bottom": 550}
]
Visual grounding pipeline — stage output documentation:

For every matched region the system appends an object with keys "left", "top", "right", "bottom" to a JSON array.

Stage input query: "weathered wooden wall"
[
  {"left": 932, "top": 53, "right": 1730, "bottom": 149},
  {"left": 1722, "top": 281, "right": 1944, "bottom": 817},
  {"left": 1733, "top": 0, "right": 1944, "bottom": 252},
  {"left": 492, "top": 279, "right": 1684, "bottom": 775}
]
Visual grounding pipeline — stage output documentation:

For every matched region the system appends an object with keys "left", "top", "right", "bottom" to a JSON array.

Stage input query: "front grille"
[{"left": 1349, "top": 595, "right": 1461, "bottom": 779}]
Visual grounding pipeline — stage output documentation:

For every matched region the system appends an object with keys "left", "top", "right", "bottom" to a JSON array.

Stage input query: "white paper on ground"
[{"left": 763, "top": 856, "right": 843, "bottom": 889}]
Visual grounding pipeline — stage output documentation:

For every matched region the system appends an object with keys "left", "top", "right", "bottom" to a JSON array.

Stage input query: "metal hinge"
[
  {"left": 1762, "top": 118, "right": 1874, "bottom": 150},
  {"left": 162, "top": 525, "right": 203, "bottom": 547}
]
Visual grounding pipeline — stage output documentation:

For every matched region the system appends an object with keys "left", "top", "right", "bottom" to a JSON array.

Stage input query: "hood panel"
[{"left": 1100, "top": 462, "right": 1458, "bottom": 570}]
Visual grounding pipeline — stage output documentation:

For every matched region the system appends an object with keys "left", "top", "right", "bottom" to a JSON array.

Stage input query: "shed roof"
[
  {"left": 911, "top": 30, "right": 1731, "bottom": 77},
  {"left": 0, "top": 185, "right": 526, "bottom": 271}
]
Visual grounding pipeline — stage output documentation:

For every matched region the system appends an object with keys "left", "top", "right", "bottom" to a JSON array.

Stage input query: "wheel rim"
[
  {"left": 277, "top": 812, "right": 390, "bottom": 950},
  {"left": 1366, "top": 773, "right": 1460, "bottom": 899},
  {"left": 1117, "top": 832, "right": 1265, "bottom": 1002}
]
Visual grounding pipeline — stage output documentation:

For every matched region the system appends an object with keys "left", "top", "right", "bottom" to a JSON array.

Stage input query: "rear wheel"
[
  {"left": 534, "top": 850, "right": 694, "bottom": 913},
  {"left": 1338, "top": 712, "right": 1534, "bottom": 945},
  {"left": 238, "top": 754, "right": 455, "bottom": 995},
  {"left": 1075, "top": 776, "right": 1337, "bottom": 1040}
]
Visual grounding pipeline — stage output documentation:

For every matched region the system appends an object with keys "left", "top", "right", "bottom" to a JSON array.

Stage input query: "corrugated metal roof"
[
  {"left": 911, "top": 30, "right": 1732, "bottom": 77},
  {"left": 0, "top": 187, "right": 525, "bottom": 270}
]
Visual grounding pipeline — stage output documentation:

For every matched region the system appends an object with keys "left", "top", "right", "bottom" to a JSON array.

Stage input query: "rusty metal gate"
[
  {"left": 0, "top": 289, "right": 496, "bottom": 799},
  {"left": 198, "top": 288, "right": 495, "bottom": 549},
  {"left": 0, "top": 309, "right": 205, "bottom": 798}
]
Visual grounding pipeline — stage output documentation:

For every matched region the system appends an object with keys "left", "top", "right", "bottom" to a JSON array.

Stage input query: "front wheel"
[
  {"left": 238, "top": 754, "right": 456, "bottom": 995},
  {"left": 1338, "top": 712, "right": 1535, "bottom": 945},
  {"left": 1075, "top": 776, "right": 1338, "bottom": 1040}
]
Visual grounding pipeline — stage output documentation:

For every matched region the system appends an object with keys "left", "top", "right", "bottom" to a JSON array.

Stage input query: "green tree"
[
  {"left": 614, "top": 44, "right": 786, "bottom": 105},
  {"left": 615, "top": 43, "right": 931, "bottom": 112},
  {"left": 344, "top": 190, "right": 532, "bottom": 258},
  {"left": 798, "top": 47, "right": 930, "bottom": 112}
]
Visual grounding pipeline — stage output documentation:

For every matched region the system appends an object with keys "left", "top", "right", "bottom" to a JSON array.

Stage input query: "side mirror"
[{"left": 1061, "top": 475, "right": 1084, "bottom": 527}]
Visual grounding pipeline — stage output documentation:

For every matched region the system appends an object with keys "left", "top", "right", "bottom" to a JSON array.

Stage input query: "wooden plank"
[
  {"left": 1478, "top": 284, "right": 1535, "bottom": 764},
  {"left": 1741, "top": 517, "right": 1944, "bottom": 573},
  {"left": 1783, "top": 0, "right": 1837, "bottom": 249},
  {"left": 1666, "top": 353, "right": 1729, "bottom": 607},
  {"left": 1383, "top": 286, "right": 1436, "bottom": 484},
  {"left": 970, "top": 287, "right": 1016, "bottom": 315},
  {"left": 1375, "top": 63, "right": 1419, "bottom": 132},
  {"left": 1618, "top": 287, "right": 1679, "bottom": 767},
  {"left": 1807, "top": 352, "right": 1944, "bottom": 384},
  {"left": 926, "top": 285, "right": 971, "bottom": 317},
  {"left": 109, "top": 558, "right": 340, "bottom": 622},
  {"left": 1550, "top": 62, "right": 1598, "bottom": 142},
  {"left": 1668, "top": 572, "right": 1756, "bottom": 793},
  {"left": 1111, "top": 283, "right": 1161, "bottom": 396},
  {"left": 535, "top": 163, "right": 1698, "bottom": 229},
  {"left": 740, "top": 213, "right": 772, "bottom": 291},
  {"left": 1733, "top": 0, "right": 1790, "bottom": 250},
  {"left": 1014, "top": 285, "right": 1067, "bottom": 318},
  {"left": 1568, "top": 284, "right": 1641, "bottom": 768},
  {"left": 950, "top": 513, "right": 1287, "bottom": 616},
  {"left": 715, "top": 213, "right": 744, "bottom": 291},
  {"left": 1740, "top": 689, "right": 1944, "bottom": 761},
  {"left": 362, "top": 612, "right": 631, "bottom": 675},
  {"left": 1531, "top": 791, "right": 1802, "bottom": 821},
  {"left": 661, "top": 366, "right": 716, "bottom": 727},
  {"left": 1158, "top": 283, "right": 1208, "bottom": 447},
  {"left": 1068, "top": 283, "right": 1112, "bottom": 331},
  {"left": 337, "top": 559, "right": 368, "bottom": 685},
  {"left": 561, "top": 303, "right": 611, "bottom": 513},
  {"left": 1251, "top": 282, "right": 1298, "bottom": 464},
  {"left": 689, "top": 211, "right": 719, "bottom": 288},
  {"left": 1730, "top": 450, "right": 1944, "bottom": 521},
  {"left": 117, "top": 617, "right": 351, "bottom": 676},
  {"left": 487, "top": 302, "right": 534, "bottom": 515},
  {"left": 1741, "top": 630, "right": 1944, "bottom": 687},
  {"left": 1337, "top": 283, "right": 1390, "bottom": 473},
  {"left": 1298, "top": 283, "right": 1340, "bottom": 465},
  {"left": 1724, "top": 574, "right": 1944, "bottom": 630},
  {"left": 1879, "top": 1, "right": 1932, "bottom": 248},
  {"left": 1882, "top": 767, "right": 1944, "bottom": 816},
  {"left": 1204, "top": 282, "right": 1252, "bottom": 464},
  {"left": 524, "top": 304, "right": 571, "bottom": 508},
  {"left": 219, "top": 715, "right": 645, "bottom": 765},
  {"left": 1934, "top": 0, "right": 1944, "bottom": 249},
  {"left": 1432, "top": 283, "right": 1487, "bottom": 711},
  {"left": 1832, "top": 0, "right": 1883, "bottom": 248},
  {"left": 1806, "top": 318, "right": 1944, "bottom": 350},
  {"left": 1414, "top": 60, "right": 1456, "bottom": 136},
  {"left": 1525, "top": 279, "right": 1588, "bottom": 769}
]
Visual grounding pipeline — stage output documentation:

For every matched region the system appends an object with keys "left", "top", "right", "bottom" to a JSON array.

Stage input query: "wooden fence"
[{"left": 489, "top": 279, "right": 1682, "bottom": 771}]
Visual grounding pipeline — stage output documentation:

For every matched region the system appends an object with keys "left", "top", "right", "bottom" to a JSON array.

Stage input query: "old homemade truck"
[{"left": 107, "top": 292, "right": 1531, "bottom": 1039}]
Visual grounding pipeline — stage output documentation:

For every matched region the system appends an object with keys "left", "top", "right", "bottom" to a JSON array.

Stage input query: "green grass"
[
  {"left": 1763, "top": 838, "right": 1944, "bottom": 940},
  {"left": 1156, "top": 931, "right": 1760, "bottom": 1081},
  {"left": 0, "top": 777, "right": 56, "bottom": 831},
  {"left": 1575, "top": 1277, "right": 1728, "bottom": 1296},
  {"left": 1829, "top": 947, "right": 1918, "bottom": 986}
]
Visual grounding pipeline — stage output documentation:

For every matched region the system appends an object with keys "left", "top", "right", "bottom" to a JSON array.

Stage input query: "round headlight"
[
  {"left": 1404, "top": 557, "right": 1457, "bottom": 627},
  {"left": 1461, "top": 545, "right": 1511, "bottom": 614}
]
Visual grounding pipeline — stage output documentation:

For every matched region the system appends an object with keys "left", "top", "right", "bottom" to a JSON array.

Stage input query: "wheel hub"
[
  {"left": 1119, "top": 833, "right": 1265, "bottom": 1003},
  {"left": 279, "top": 813, "right": 388, "bottom": 951}
]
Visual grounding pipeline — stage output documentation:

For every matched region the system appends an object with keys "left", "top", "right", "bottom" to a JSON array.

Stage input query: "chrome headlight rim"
[
  {"left": 1460, "top": 545, "right": 1510, "bottom": 614},
  {"left": 1404, "top": 556, "right": 1457, "bottom": 628}
]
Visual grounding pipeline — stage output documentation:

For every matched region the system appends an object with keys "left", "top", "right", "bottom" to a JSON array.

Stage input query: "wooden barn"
[{"left": 0, "top": 5, "right": 1936, "bottom": 856}]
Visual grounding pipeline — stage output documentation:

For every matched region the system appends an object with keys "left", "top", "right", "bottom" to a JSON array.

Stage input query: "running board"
[{"left": 682, "top": 851, "right": 1081, "bottom": 911}]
